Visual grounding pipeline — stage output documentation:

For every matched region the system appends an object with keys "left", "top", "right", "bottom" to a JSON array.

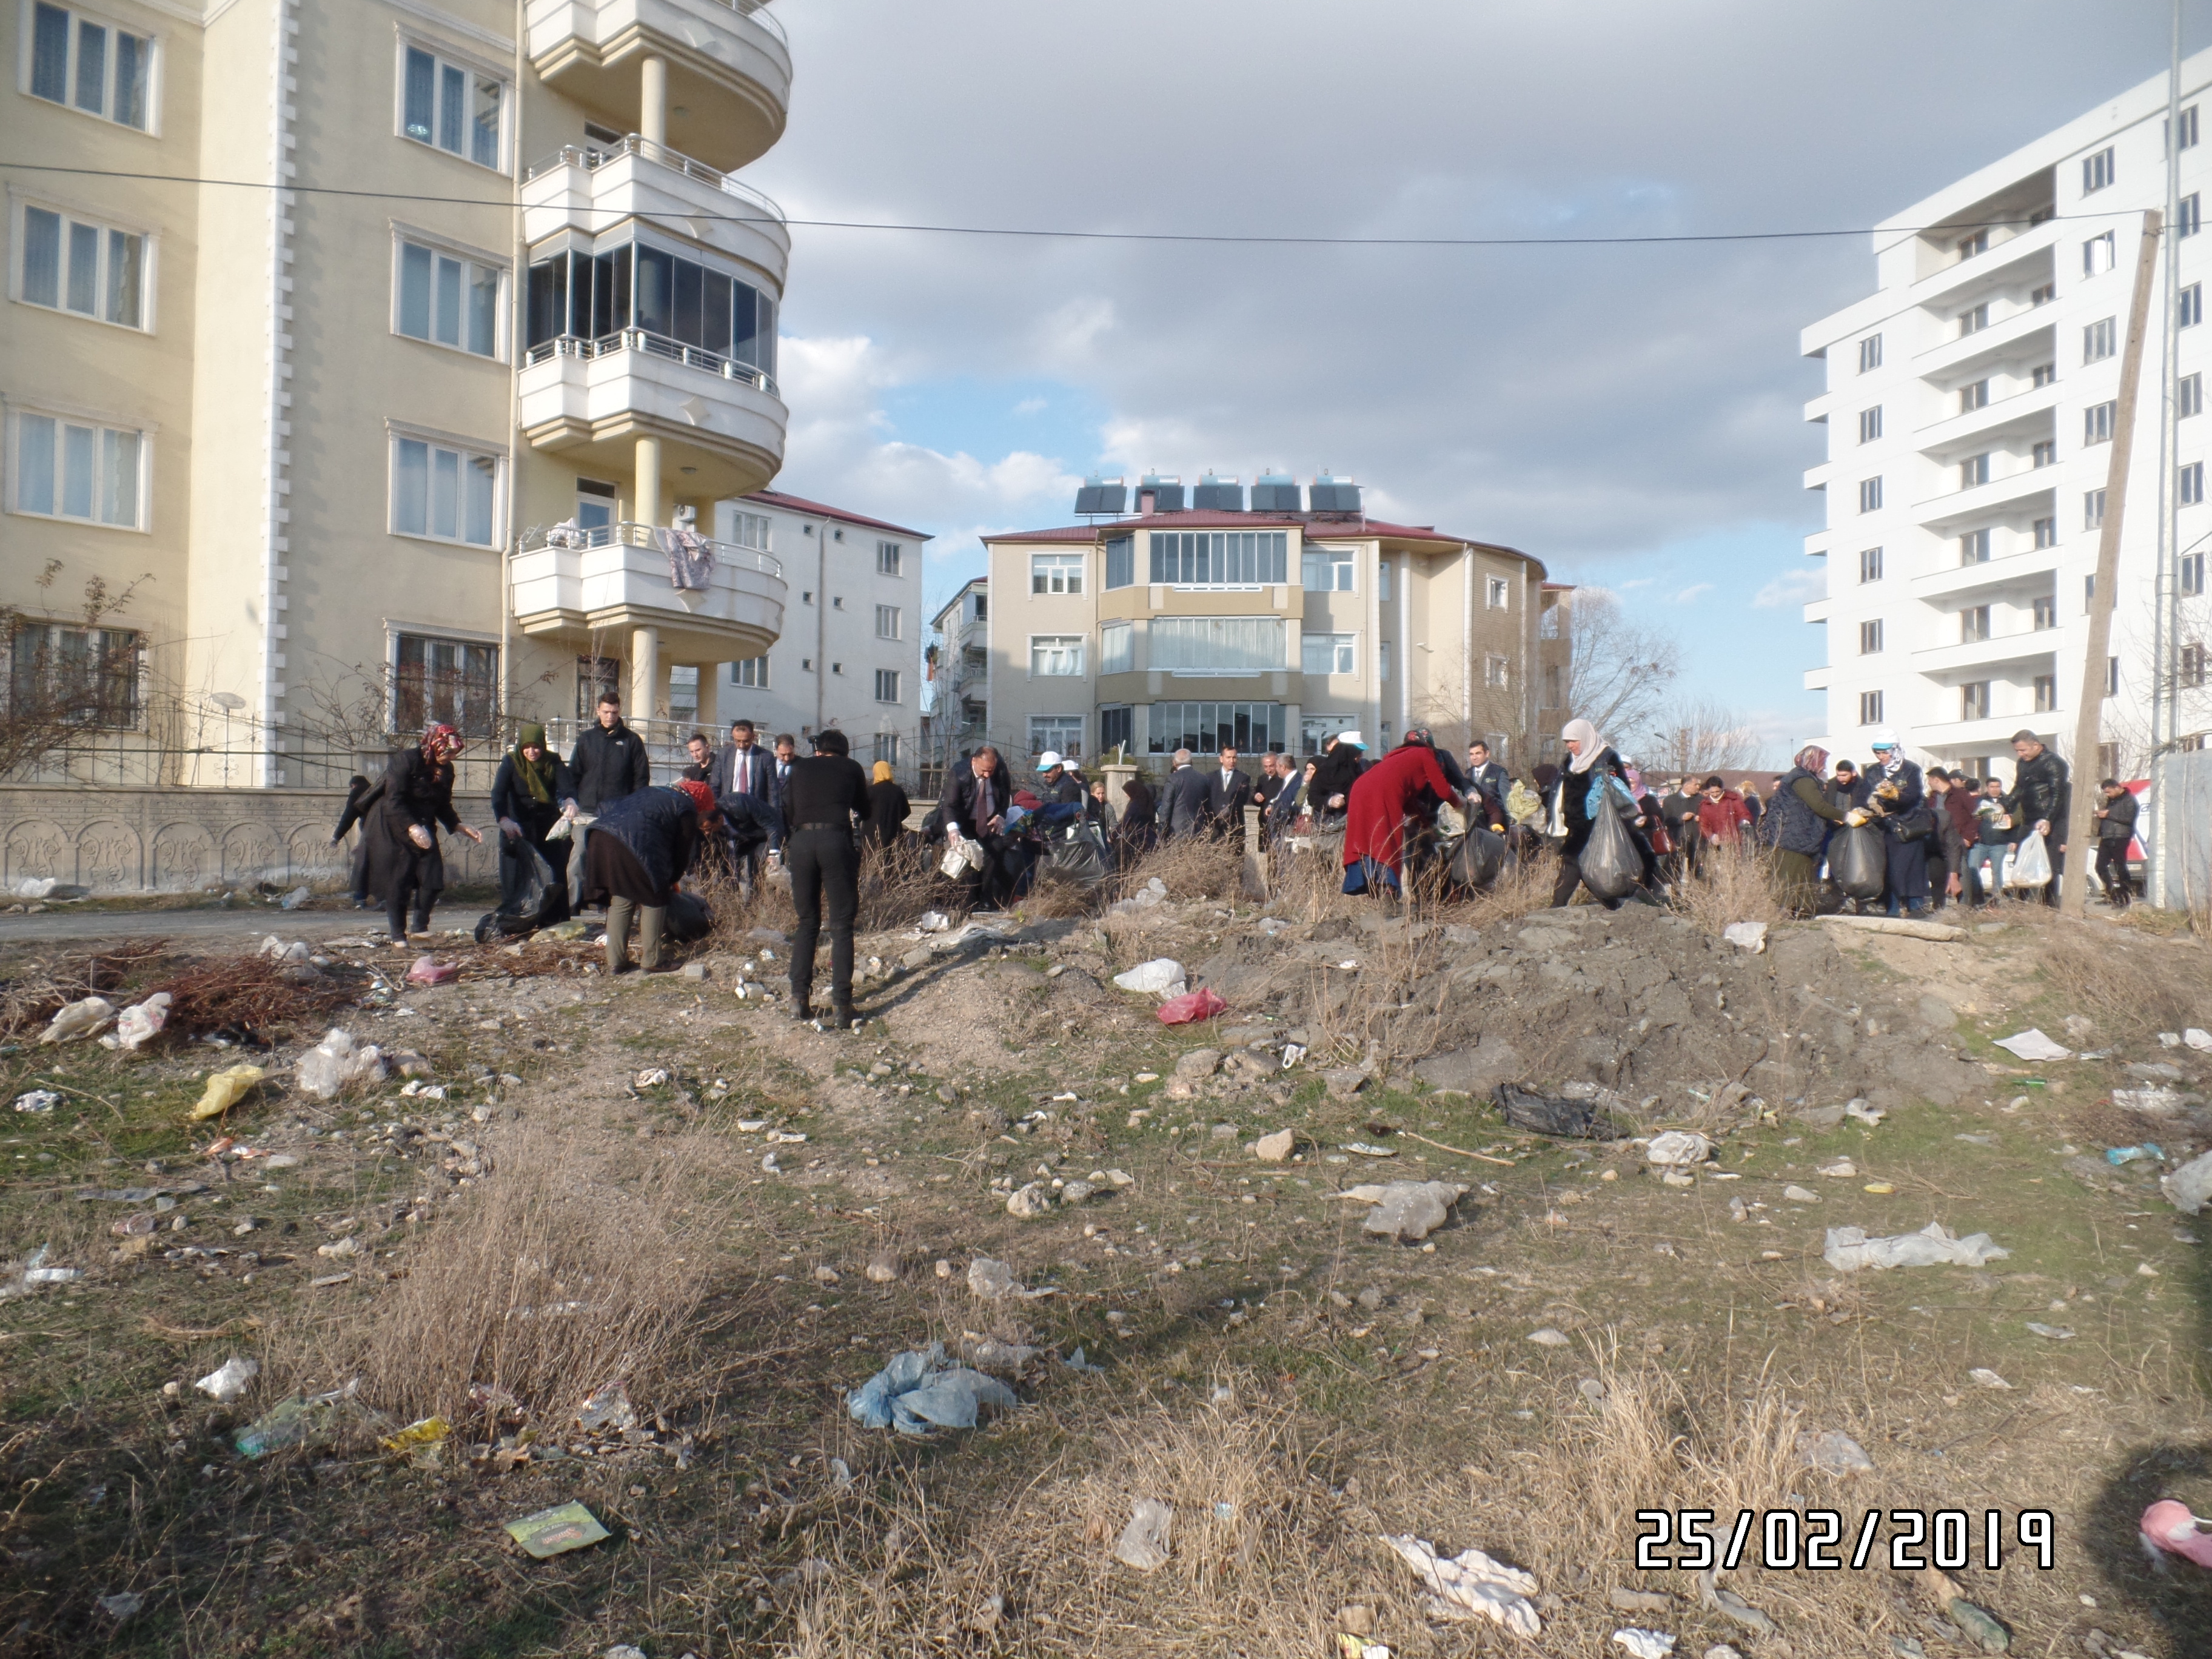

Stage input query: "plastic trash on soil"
[
  {"left": 233, "top": 1382, "right": 357, "bottom": 1458},
  {"left": 576, "top": 1381, "right": 638, "bottom": 1432},
  {"left": 1113, "top": 1498, "right": 1175, "bottom": 1571},
  {"left": 406, "top": 955, "right": 458, "bottom": 986},
  {"left": 1992, "top": 1028, "right": 2071, "bottom": 1062},
  {"left": 1157, "top": 987, "right": 1228, "bottom": 1025},
  {"left": 39, "top": 996, "right": 115, "bottom": 1045},
  {"left": 110, "top": 993, "right": 172, "bottom": 1051},
  {"left": 505, "top": 1501, "right": 612, "bottom": 1559},
  {"left": 1493, "top": 1082, "right": 1630, "bottom": 1139},
  {"left": 2162, "top": 1149, "right": 2212, "bottom": 1215},
  {"left": 2106, "top": 1144, "right": 2165, "bottom": 1165},
  {"left": 189, "top": 1065, "right": 266, "bottom": 1122},
  {"left": 195, "top": 1356, "right": 258, "bottom": 1403},
  {"left": 1823, "top": 1222, "right": 2008, "bottom": 1272},
  {"left": 2140, "top": 1500, "right": 2212, "bottom": 1569},
  {"left": 917, "top": 910, "right": 952, "bottom": 933},
  {"left": 1644, "top": 1131, "right": 1713, "bottom": 1167},
  {"left": 967, "top": 1258, "right": 1022, "bottom": 1299},
  {"left": 1336, "top": 1181, "right": 1469, "bottom": 1242},
  {"left": 13, "top": 1090, "right": 59, "bottom": 1114},
  {"left": 296, "top": 1029, "right": 387, "bottom": 1100},
  {"left": 1796, "top": 1429, "right": 1875, "bottom": 1476},
  {"left": 1610, "top": 1632, "right": 1675, "bottom": 1659},
  {"left": 1113, "top": 959, "right": 1186, "bottom": 996},
  {"left": 1721, "top": 922, "right": 1768, "bottom": 953},
  {"left": 1381, "top": 1533, "right": 1541, "bottom": 1637},
  {"left": 2187, "top": 1028, "right": 2212, "bottom": 1053},
  {"left": 846, "top": 1342, "right": 1017, "bottom": 1437}
]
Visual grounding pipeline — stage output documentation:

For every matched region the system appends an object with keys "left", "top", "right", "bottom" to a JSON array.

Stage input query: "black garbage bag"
[
  {"left": 1045, "top": 823, "right": 1111, "bottom": 889},
  {"left": 1829, "top": 823, "right": 1886, "bottom": 901},
  {"left": 1580, "top": 799, "right": 1641, "bottom": 900},
  {"left": 1494, "top": 1082, "right": 1628, "bottom": 1139},
  {"left": 477, "top": 840, "right": 567, "bottom": 942},
  {"left": 1451, "top": 827, "right": 1506, "bottom": 890},
  {"left": 666, "top": 890, "right": 713, "bottom": 943}
]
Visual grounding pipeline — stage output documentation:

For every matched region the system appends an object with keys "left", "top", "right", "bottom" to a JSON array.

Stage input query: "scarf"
[
  {"left": 508, "top": 721, "right": 556, "bottom": 805},
  {"left": 421, "top": 723, "right": 462, "bottom": 766},
  {"left": 873, "top": 760, "right": 895, "bottom": 784},
  {"left": 1875, "top": 749, "right": 1907, "bottom": 779},
  {"left": 671, "top": 777, "right": 717, "bottom": 818},
  {"left": 1792, "top": 745, "right": 1829, "bottom": 774},
  {"left": 1561, "top": 717, "right": 1604, "bottom": 774}
]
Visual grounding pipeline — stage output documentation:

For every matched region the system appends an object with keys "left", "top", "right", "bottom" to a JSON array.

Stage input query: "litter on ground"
[
  {"left": 1113, "top": 1498, "right": 1175, "bottom": 1570},
  {"left": 1823, "top": 1222, "right": 2009, "bottom": 1272},
  {"left": 1992, "top": 1028, "right": 2071, "bottom": 1061},
  {"left": 846, "top": 1343, "right": 1018, "bottom": 1436},
  {"left": 1381, "top": 1534, "right": 1541, "bottom": 1637},
  {"left": 505, "top": 1501, "right": 612, "bottom": 1559}
]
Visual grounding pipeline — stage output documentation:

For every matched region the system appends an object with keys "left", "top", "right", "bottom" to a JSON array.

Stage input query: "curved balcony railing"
[
  {"left": 523, "top": 133, "right": 785, "bottom": 226},
  {"left": 523, "top": 327, "right": 779, "bottom": 396},
  {"left": 520, "top": 518, "right": 783, "bottom": 580},
  {"left": 716, "top": 0, "right": 785, "bottom": 45}
]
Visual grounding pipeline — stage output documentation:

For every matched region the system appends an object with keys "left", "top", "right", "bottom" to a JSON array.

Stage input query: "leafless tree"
[
  {"left": 1645, "top": 697, "right": 1764, "bottom": 778},
  {"left": 0, "top": 559, "right": 154, "bottom": 781},
  {"left": 1560, "top": 588, "right": 1681, "bottom": 745}
]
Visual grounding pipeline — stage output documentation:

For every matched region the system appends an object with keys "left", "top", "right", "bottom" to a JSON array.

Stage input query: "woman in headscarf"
[
  {"left": 1544, "top": 717, "right": 1652, "bottom": 908},
  {"left": 866, "top": 760, "right": 911, "bottom": 850},
  {"left": 490, "top": 722, "right": 577, "bottom": 923},
  {"left": 363, "top": 724, "right": 483, "bottom": 945},
  {"left": 583, "top": 777, "right": 720, "bottom": 973},
  {"left": 1760, "top": 744, "right": 1854, "bottom": 916},
  {"left": 1117, "top": 769, "right": 1159, "bottom": 854}
]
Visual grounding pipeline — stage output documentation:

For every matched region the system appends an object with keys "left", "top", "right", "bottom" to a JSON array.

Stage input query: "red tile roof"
[
  {"left": 742, "top": 488, "right": 930, "bottom": 541},
  {"left": 982, "top": 510, "right": 1541, "bottom": 568}
]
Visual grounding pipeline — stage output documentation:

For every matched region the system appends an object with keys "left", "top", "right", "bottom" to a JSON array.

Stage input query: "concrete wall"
[{"left": 0, "top": 786, "right": 497, "bottom": 894}]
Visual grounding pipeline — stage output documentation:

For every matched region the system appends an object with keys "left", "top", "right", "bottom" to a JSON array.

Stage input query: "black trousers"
[
  {"left": 786, "top": 828, "right": 860, "bottom": 1005},
  {"left": 2095, "top": 839, "right": 2134, "bottom": 905}
]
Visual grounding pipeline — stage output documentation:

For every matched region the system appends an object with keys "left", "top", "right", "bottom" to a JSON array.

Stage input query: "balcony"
[
  {"left": 1906, "top": 217, "right": 2060, "bottom": 315},
  {"left": 520, "top": 327, "right": 786, "bottom": 498},
  {"left": 1912, "top": 309, "right": 2054, "bottom": 383},
  {"left": 1803, "top": 665, "right": 1831, "bottom": 691},
  {"left": 512, "top": 521, "right": 785, "bottom": 661},
  {"left": 525, "top": 0, "right": 790, "bottom": 173},
  {"left": 1914, "top": 380, "right": 2060, "bottom": 459},
  {"left": 523, "top": 136, "right": 788, "bottom": 286},
  {"left": 1911, "top": 631, "right": 2059, "bottom": 677},
  {"left": 1915, "top": 712, "right": 2059, "bottom": 752},
  {"left": 1910, "top": 546, "right": 2061, "bottom": 604},
  {"left": 1912, "top": 468, "right": 2055, "bottom": 532}
]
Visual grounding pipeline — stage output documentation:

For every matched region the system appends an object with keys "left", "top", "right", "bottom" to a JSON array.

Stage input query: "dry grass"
[
  {"left": 144, "top": 953, "right": 360, "bottom": 1044},
  {"left": 1671, "top": 845, "right": 1786, "bottom": 938},
  {"left": 2004, "top": 903, "right": 2212, "bottom": 1046},
  {"left": 280, "top": 1122, "right": 736, "bottom": 1429},
  {"left": 1112, "top": 833, "right": 1244, "bottom": 905},
  {"left": 0, "top": 936, "right": 172, "bottom": 1036}
]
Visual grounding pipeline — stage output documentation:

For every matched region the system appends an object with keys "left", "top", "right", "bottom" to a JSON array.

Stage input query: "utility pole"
[
  {"left": 2151, "top": 0, "right": 2184, "bottom": 903},
  {"left": 2062, "top": 209, "right": 2163, "bottom": 913}
]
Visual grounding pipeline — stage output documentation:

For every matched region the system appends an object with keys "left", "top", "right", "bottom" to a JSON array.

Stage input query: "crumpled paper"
[
  {"left": 1381, "top": 1533, "right": 1541, "bottom": 1637},
  {"left": 1992, "top": 1028, "right": 2071, "bottom": 1061}
]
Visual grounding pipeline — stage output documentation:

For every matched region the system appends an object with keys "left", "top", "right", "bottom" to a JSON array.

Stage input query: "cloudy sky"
[{"left": 746, "top": 1, "right": 2212, "bottom": 760}]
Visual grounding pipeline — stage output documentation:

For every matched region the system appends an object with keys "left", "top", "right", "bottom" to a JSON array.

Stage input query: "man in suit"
[
  {"left": 769, "top": 734, "right": 799, "bottom": 849},
  {"left": 939, "top": 745, "right": 1025, "bottom": 907},
  {"left": 1464, "top": 740, "right": 1510, "bottom": 829},
  {"left": 1162, "top": 748, "right": 1210, "bottom": 839},
  {"left": 707, "top": 719, "right": 775, "bottom": 888},
  {"left": 1204, "top": 744, "right": 1254, "bottom": 837}
]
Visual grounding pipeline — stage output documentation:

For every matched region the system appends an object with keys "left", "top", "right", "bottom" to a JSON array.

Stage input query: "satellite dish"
[{"left": 210, "top": 692, "right": 247, "bottom": 711}]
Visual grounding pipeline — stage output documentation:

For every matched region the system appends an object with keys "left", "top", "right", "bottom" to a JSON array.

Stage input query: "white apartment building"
[
  {"left": 925, "top": 576, "right": 990, "bottom": 751},
  {"left": 1801, "top": 50, "right": 2212, "bottom": 783},
  {"left": 703, "top": 488, "right": 928, "bottom": 766}
]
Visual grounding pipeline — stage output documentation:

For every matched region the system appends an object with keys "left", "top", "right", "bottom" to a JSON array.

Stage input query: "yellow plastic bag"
[{"left": 189, "top": 1064, "right": 266, "bottom": 1121}]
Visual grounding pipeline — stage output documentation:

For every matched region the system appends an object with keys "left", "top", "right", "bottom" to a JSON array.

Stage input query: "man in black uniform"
[{"left": 780, "top": 728, "right": 872, "bottom": 1028}]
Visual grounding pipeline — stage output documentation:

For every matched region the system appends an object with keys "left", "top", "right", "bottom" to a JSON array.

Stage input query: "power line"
[{"left": 0, "top": 158, "right": 2106, "bottom": 249}]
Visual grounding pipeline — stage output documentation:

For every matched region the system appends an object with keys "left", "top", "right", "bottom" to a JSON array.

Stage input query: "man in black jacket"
[
  {"left": 939, "top": 746, "right": 1023, "bottom": 907},
  {"left": 1202, "top": 745, "right": 1254, "bottom": 837},
  {"left": 782, "top": 729, "right": 872, "bottom": 1027},
  {"left": 708, "top": 719, "right": 774, "bottom": 888},
  {"left": 1309, "top": 731, "right": 1366, "bottom": 824},
  {"left": 568, "top": 692, "right": 651, "bottom": 908},
  {"left": 2002, "top": 729, "right": 2070, "bottom": 906},
  {"left": 1162, "top": 749, "right": 1210, "bottom": 839},
  {"left": 2093, "top": 778, "right": 2139, "bottom": 908}
]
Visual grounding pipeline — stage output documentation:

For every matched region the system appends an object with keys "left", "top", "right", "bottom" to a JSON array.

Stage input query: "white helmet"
[{"left": 1869, "top": 726, "right": 1898, "bottom": 751}]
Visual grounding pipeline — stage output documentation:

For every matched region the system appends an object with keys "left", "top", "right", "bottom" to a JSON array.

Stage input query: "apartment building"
[
  {"left": 975, "top": 479, "right": 1558, "bottom": 769},
  {"left": 705, "top": 488, "right": 927, "bottom": 766},
  {"left": 4, "top": 0, "right": 795, "bottom": 785},
  {"left": 1801, "top": 48, "right": 2212, "bottom": 780},
  {"left": 924, "top": 576, "right": 990, "bottom": 752}
]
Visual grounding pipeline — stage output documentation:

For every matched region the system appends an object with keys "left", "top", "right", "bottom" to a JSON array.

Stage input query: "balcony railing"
[
  {"left": 523, "top": 133, "right": 785, "bottom": 226},
  {"left": 523, "top": 327, "right": 778, "bottom": 396},
  {"left": 520, "top": 518, "right": 783, "bottom": 580},
  {"left": 713, "top": 0, "right": 785, "bottom": 44}
]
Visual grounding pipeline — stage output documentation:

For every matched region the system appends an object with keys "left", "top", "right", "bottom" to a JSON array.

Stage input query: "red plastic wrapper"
[
  {"left": 1156, "top": 987, "right": 1227, "bottom": 1025},
  {"left": 406, "top": 956, "right": 459, "bottom": 986}
]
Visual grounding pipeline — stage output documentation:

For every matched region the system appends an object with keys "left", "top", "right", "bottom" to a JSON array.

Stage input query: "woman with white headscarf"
[{"left": 1545, "top": 717, "right": 1654, "bottom": 908}]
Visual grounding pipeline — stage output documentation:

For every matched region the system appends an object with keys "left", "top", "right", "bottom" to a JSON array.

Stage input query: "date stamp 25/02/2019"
[{"left": 1634, "top": 1509, "right": 2057, "bottom": 1573}]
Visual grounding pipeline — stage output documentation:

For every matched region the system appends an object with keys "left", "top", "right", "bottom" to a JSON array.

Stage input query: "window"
[
  {"left": 2085, "top": 231, "right": 2116, "bottom": 275},
  {"left": 575, "top": 655, "right": 618, "bottom": 717},
  {"left": 1956, "top": 229, "right": 1988, "bottom": 261},
  {"left": 1961, "top": 605, "right": 1990, "bottom": 643},
  {"left": 1378, "top": 563, "right": 1393, "bottom": 603},
  {"left": 390, "top": 435, "right": 498, "bottom": 546},
  {"left": 725, "top": 509, "right": 769, "bottom": 549},
  {"left": 7, "top": 621, "right": 138, "bottom": 728},
  {"left": 1958, "top": 303, "right": 1989, "bottom": 337},
  {"left": 874, "top": 605, "right": 901, "bottom": 640},
  {"left": 1030, "top": 635, "right": 1084, "bottom": 676},
  {"left": 1148, "top": 530, "right": 1288, "bottom": 586},
  {"left": 2099, "top": 740, "right": 2121, "bottom": 777},
  {"left": 1482, "top": 575, "right": 1509, "bottom": 609},
  {"left": 1099, "top": 705, "right": 1133, "bottom": 756},
  {"left": 800, "top": 657, "right": 813, "bottom": 671},
  {"left": 2185, "top": 194, "right": 2204, "bottom": 239},
  {"left": 729, "top": 655, "right": 769, "bottom": 688},
  {"left": 2031, "top": 283, "right": 2057, "bottom": 306},
  {"left": 667, "top": 665, "right": 698, "bottom": 724},
  {"left": 1302, "top": 632, "right": 1356, "bottom": 675},
  {"left": 1379, "top": 641, "right": 1393, "bottom": 682},
  {"left": 1149, "top": 702, "right": 1282, "bottom": 756},
  {"left": 831, "top": 660, "right": 845, "bottom": 674},
  {"left": 2033, "top": 674, "right": 2057, "bottom": 712},
  {"left": 1302, "top": 546, "right": 1355, "bottom": 591},
  {"left": 2033, "top": 515, "right": 2058, "bottom": 549},
  {"left": 395, "top": 633, "right": 497, "bottom": 735},
  {"left": 1960, "top": 528, "right": 1991, "bottom": 565},
  {"left": 2085, "top": 401, "right": 2117, "bottom": 445},
  {"left": 16, "top": 205, "right": 146, "bottom": 329},
  {"left": 1100, "top": 621, "right": 1133, "bottom": 674},
  {"left": 2174, "top": 104, "right": 2202, "bottom": 151},
  {"left": 2084, "top": 317, "right": 2116, "bottom": 362},
  {"left": 876, "top": 540, "right": 902, "bottom": 576},
  {"left": 1859, "top": 406, "right": 1884, "bottom": 442},
  {"left": 1151, "top": 617, "right": 1284, "bottom": 675},
  {"left": 575, "top": 477, "right": 615, "bottom": 531},
  {"left": 1485, "top": 654, "right": 1510, "bottom": 689},
  {"left": 1960, "top": 453, "right": 1990, "bottom": 488},
  {"left": 873, "top": 668, "right": 900, "bottom": 703},
  {"left": 873, "top": 732, "right": 901, "bottom": 766},
  {"left": 2086, "top": 488, "right": 2108, "bottom": 529},
  {"left": 525, "top": 242, "right": 777, "bottom": 378},
  {"left": 2187, "top": 284, "right": 2207, "bottom": 329},
  {"left": 1858, "top": 477, "right": 1883, "bottom": 513},
  {"left": 401, "top": 45, "right": 503, "bottom": 169},
  {"left": 2184, "top": 374, "right": 2205, "bottom": 417},
  {"left": 395, "top": 238, "right": 500, "bottom": 358},
  {"left": 2184, "top": 461, "right": 2207, "bottom": 506},
  {"left": 2083, "top": 147, "right": 2115, "bottom": 193},
  {"left": 1031, "top": 552, "right": 1084, "bottom": 595},
  {"left": 27, "top": 4, "right": 152, "bottom": 130},
  {"left": 971, "top": 592, "right": 986, "bottom": 620},
  {"left": 1858, "top": 546, "right": 1883, "bottom": 583},
  {"left": 10, "top": 411, "right": 142, "bottom": 528},
  {"left": 1029, "top": 716, "right": 1082, "bottom": 759},
  {"left": 2033, "top": 361, "right": 2057, "bottom": 387},
  {"left": 2085, "top": 574, "right": 2096, "bottom": 609},
  {"left": 831, "top": 597, "right": 845, "bottom": 611},
  {"left": 1859, "top": 619, "right": 1884, "bottom": 654},
  {"left": 2107, "top": 656, "right": 2121, "bottom": 697},
  {"left": 2184, "top": 551, "right": 2207, "bottom": 595},
  {"left": 1961, "top": 681, "right": 1990, "bottom": 721},
  {"left": 1104, "top": 535, "right": 1134, "bottom": 590},
  {"left": 1956, "top": 384, "right": 1985, "bottom": 415},
  {"left": 1857, "top": 335, "right": 1882, "bottom": 373},
  {"left": 2033, "top": 595, "right": 2057, "bottom": 630},
  {"left": 2184, "top": 642, "right": 2211, "bottom": 688},
  {"left": 2033, "top": 440, "right": 2057, "bottom": 468},
  {"left": 1858, "top": 690, "right": 1884, "bottom": 726}
]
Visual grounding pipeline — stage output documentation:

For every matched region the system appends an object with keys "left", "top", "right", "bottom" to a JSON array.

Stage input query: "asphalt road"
[{"left": 0, "top": 905, "right": 475, "bottom": 947}]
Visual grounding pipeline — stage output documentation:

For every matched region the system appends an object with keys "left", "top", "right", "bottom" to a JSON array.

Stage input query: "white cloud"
[
  {"left": 1751, "top": 567, "right": 1828, "bottom": 609},
  {"left": 1013, "top": 395, "right": 1048, "bottom": 416},
  {"left": 1671, "top": 582, "right": 1715, "bottom": 604}
]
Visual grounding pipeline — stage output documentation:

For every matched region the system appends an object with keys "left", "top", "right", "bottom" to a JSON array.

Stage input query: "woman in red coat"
[{"left": 1341, "top": 734, "right": 1455, "bottom": 894}]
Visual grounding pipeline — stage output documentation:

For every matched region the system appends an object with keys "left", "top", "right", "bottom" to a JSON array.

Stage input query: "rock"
[
  {"left": 1783, "top": 1185, "right": 1819, "bottom": 1204},
  {"left": 1795, "top": 1429, "right": 1874, "bottom": 1476},
  {"left": 1527, "top": 1327, "right": 1570, "bottom": 1347},
  {"left": 1210, "top": 1122, "right": 1238, "bottom": 1141},
  {"left": 1644, "top": 1131, "right": 1712, "bottom": 1167},
  {"left": 2163, "top": 1148, "right": 2212, "bottom": 1215},
  {"left": 1322, "top": 1068, "right": 1367, "bottom": 1101},
  {"left": 1358, "top": 1180, "right": 1469, "bottom": 1242},
  {"left": 1174, "top": 1048, "right": 1221, "bottom": 1079},
  {"left": 680, "top": 962, "right": 710, "bottom": 980},
  {"left": 1610, "top": 1588, "right": 1674, "bottom": 1612},
  {"left": 968, "top": 1258, "right": 1019, "bottom": 1299},
  {"left": 1253, "top": 1128, "right": 1296, "bottom": 1162},
  {"left": 812, "top": 1265, "right": 841, "bottom": 1285},
  {"left": 1793, "top": 1104, "right": 1847, "bottom": 1129},
  {"left": 1410, "top": 1039, "right": 1524, "bottom": 1096},
  {"left": 1059, "top": 1180, "right": 1095, "bottom": 1205},
  {"left": 865, "top": 1253, "right": 900, "bottom": 1283},
  {"left": 1006, "top": 1183, "right": 1053, "bottom": 1219}
]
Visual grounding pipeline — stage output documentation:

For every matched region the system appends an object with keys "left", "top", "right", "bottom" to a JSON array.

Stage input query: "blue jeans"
[{"left": 1961, "top": 842, "right": 2003, "bottom": 900}]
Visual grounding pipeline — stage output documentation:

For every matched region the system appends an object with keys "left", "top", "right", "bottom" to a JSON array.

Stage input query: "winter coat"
[
  {"left": 1342, "top": 743, "right": 1455, "bottom": 876},
  {"left": 583, "top": 785, "right": 700, "bottom": 907},
  {"left": 1162, "top": 765, "right": 1212, "bottom": 837},
  {"left": 939, "top": 760, "right": 1012, "bottom": 840},
  {"left": 361, "top": 747, "right": 461, "bottom": 902},
  {"left": 1694, "top": 790, "right": 1752, "bottom": 845},
  {"left": 868, "top": 780, "right": 911, "bottom": 848},
  {"left": 1554, "top": 746, "right": 1634, "bottom": 859},
  {"left": 1761, "top": 766, "right": 1847, "bottom": 857},
  {"left": 1120, "top": 776, "right": 1158, "bottom": 831},
  {"left": 1942, "top": 785, "right": 1980, "bottom": 850},
  {"left": 492, "top": 752, "right": 575, "bottom": 838},
  {"left": 1309, "top": 746, "right": 1366, "bottom": 817},
  {"left": 569, "top": 719, "right": 652, "bottom": 813},
  {"left": 2096, "top": 788, "right": 2140, "bottom": 842},
  {"left": 2004, "top": 750, "right": 2071, "bottom": 840}
]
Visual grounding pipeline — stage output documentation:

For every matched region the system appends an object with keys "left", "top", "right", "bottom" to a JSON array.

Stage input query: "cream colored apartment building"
[
  {"left": 976, "top": 481, "right": 1561, "bottom": 769},
  {"left": 4, "top": 0, "right": 794, "bottom": 785}
]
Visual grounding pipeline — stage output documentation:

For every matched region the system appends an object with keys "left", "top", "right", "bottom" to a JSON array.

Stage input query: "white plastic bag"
[
  {"left": 296, "top": 1028, "right": 388, "bottom": 1100},
  {"left": 1112, "top": 959, "right": 1186, "bottom": 996},
  {"left": 940, "top": 846, "right": 970, "bottom": 879},
  {"left": 2006, "top": 830, "right": 2051, "bottom": 888}
]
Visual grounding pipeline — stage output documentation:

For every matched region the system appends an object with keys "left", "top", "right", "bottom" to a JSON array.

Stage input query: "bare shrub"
[
  {"left": 284, "top": 1123, "right": 732, "bottom": 1427},
  {"left": 1113, "top": 833, "right": 1242, "bottom": 903},
  {"left": 0, "top": 936, "right": 172, "bottom": 1036},
  {"left": 1671, "top": 845, "right": 1785, "bottom": 938},
  {"left": 2006, "top": 906, "right": 2211, "bottom": 1045}
]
